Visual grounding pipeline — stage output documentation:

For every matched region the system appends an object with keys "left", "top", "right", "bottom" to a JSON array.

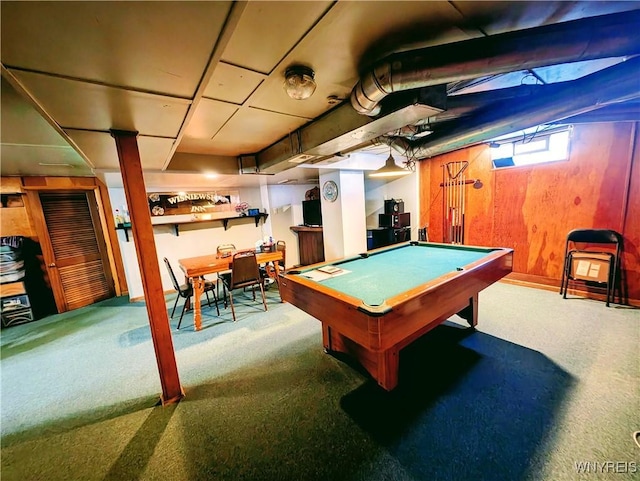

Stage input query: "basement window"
[{"left": 490, "top": 126, "right": 572, "bottom": 168}]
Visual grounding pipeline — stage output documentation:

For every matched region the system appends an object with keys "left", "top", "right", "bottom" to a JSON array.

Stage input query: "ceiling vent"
[{"left": 287, "top": 153, "right": 317, "bottom": 164}]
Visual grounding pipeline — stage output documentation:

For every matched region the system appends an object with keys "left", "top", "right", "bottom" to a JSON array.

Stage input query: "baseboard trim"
[{"left": 502, "top": 273, "right": 639, "bottom": 307}]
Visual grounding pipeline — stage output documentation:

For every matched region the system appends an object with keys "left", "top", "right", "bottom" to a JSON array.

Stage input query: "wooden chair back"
[
  {"left": 230, "top": 250, "right": 261, "bottom": 288},
  {"left": 276, "top": 240, "right": 286, "bottom": 269}
]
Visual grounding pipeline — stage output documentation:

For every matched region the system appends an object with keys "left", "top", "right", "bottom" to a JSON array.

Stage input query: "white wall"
[
  {"left": 364, "top": 171, "right": 420, "bottom": 240},
  {"left": 109, "top": 183, "right": 319, "bottom": 299},
  {"left": 267, "top": 183, "right": 319, "bottom": 269},
  {"left": 320, "top": 170, "right": 366, "bottom": 261},
  {"left": 109, "top": 173, "right": 415, "bottom": 300}
]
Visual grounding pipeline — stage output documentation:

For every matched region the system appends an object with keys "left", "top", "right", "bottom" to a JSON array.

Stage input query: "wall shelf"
[
  {"left": 116, "top": 213, "right": 268, "bottom": 241},
  {"left": 115, "top": 223, "right": 132, "bottom": 241}
]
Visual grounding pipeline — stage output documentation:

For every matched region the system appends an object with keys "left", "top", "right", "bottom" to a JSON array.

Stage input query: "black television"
[{"left": 302, "top": 199, "right": 322, "bottom": 226}]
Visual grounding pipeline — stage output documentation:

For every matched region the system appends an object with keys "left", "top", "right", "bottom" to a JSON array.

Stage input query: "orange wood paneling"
[
  {"left": 420, "top": 122, "right": 639, "bottom": 304},
  {"left": 418, "top": 158, "right": 430, "bottom": 230},
  {"left": 0, "top": 206, "right": 34, "bottom": 237},
  {"left": 423, "top": 145, "right": 494, "bottom": 245},
  {"left": 95, "top": 178, "right": 128, "bottom": 296},
  {"left": 0, "top": 177, "right": 24, "bottom": 194},
  {"left": 0, "top": 177, "right": 35, "bottom": 237},
  {"left": 22, "top": 177, "right": 97, "bottom": 189},
  {"left": 621, "top": 125, "right": 639, "bottom": 301}
]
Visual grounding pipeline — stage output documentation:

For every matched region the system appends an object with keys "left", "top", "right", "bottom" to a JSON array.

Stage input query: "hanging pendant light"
[{"left": 369, "top": 151, "right": 411, "bottom": 178}]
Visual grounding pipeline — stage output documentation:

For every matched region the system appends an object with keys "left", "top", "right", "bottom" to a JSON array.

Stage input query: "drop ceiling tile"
[
  {"left": 247, "top": 1, "right": 465, "bottom": 117},
  {"left": 221, "top": 1, "right": 333, "bottom": 73},
  {"left": 0, "top": 143, "right": 92, "bottom": 176},
  {"left": 176, "top": 137, "right": 228, "bottom": 156},
  {"left": 66, "top": 130, "right": 174, "bottom": 171},
  {"left": 247, "top": 74, "right": 347, "bottom": 119},
  {"left": 1, "top": 77, "right": 69, "bottom": 146},
  {"left": 1, "top": 1, "right": 232, "bottom": 97},
  {"left": 182, "top": 98, "right": 239, "bottom": 141},
  {"left": 203, "top": 63, "right": 267, "bottom": 104},
  {"left": 11, "top": 70, "right": 189, "bottom": 137},
  {"left": 209, "top": 107, "right": 309, "bottom": 156}
]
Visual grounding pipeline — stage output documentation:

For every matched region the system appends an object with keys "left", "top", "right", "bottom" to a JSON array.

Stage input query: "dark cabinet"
[
  {"left": 290, "top": 226, "right": 325, "bottom": 266},
  {"left": 368, "top": 208, "right": 411, "bottom": 250},
  {"left": 367, "top": 227, "right": 411, "bottom": 250}
]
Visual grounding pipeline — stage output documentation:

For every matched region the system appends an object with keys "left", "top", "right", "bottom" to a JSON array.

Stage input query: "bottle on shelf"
[
  {"left": 122, "top": 206, "right": 131, "bottom": 224},
  {"left": 114, "top": 209, "right": 124, "bottom": 226}
]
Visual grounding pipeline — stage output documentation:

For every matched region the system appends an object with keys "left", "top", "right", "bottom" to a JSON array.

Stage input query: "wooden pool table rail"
[{"left": 279, "top": 243, "right": 513, "bottom": 390}]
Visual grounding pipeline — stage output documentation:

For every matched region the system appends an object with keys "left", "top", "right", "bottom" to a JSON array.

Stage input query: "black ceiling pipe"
[
  {"left": 352, "top": 9, "right": 640, "bottom": 116},
  {"left": 385, "top": 55, "right": 640, "bottom": 159}
]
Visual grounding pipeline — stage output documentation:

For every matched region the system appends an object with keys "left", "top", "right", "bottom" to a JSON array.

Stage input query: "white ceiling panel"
[
  {"left": 10, "top": 70, "right": 190, "bottom": 137},
  {"left": 211, "top": 107, "right": 310, "bottom": 156},
  {"left": 203, "top": 63, "right": 267, "bottom": 104},
  {"left": 292, "top": 1, "right": 468, "bottom": 71},
  {"left": 1, "top": 77, "right": 69, "bottom": 146},
  {"left": 1, "top": 1, "right": 232, "bottom": 97},
  {"left": 220, "top": 1, "right": 333, "bottom": 73},
  {"left": 0, "top": 143, "right": 92, "bottom": 176},
  {"left": 181, "top": 98, "right": 239, "bottom": 145},
  {"left": 66, "top": 130, "right": 175, "bottom": 171},
  {"left": 247, "top": 76, "right": 342, "bottom": 120},
  {"left": 246, "top": 1, "right": 466, "bottom": 116}
]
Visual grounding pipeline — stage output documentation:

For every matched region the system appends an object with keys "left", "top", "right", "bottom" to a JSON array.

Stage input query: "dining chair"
[
  {"left": 276, "top": 240, "right": 286, "bottom": 269},
  {"left": 262, "top": 240, "right": 286, "bottom": 291},
  {"left": 219, "top": 250, "right": 267, "bottom": 322},
  {"left": 163, "top": 257, "right": 219, "bottom": 329},
  {"left": 216, "top": 243, "right": 236, "bottom": 298}
]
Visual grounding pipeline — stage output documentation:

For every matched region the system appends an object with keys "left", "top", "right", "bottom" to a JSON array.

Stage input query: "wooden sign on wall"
[{"left": 147, "top": 191, "right": 240, "bottom": 217}]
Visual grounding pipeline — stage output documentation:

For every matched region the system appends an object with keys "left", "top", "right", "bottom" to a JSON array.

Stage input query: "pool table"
[{"left": 279, "top": 241, "right": 513, "bottom": 390}]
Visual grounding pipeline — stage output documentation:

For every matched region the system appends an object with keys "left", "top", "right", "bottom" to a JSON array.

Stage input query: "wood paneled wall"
[
  {"left": 1, "top": 176, "right": 129, "bottom": 303},
  {"left": 0, "top": 177, "right": 35, "bottom": 237},
  {"left": 420, "top": 122, "right": 639, "bottom": 305}
]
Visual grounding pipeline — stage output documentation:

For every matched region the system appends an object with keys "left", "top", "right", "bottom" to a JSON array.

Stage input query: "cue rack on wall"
[{"left": 442, "top": 161, "right": 470, "bottom": 245}]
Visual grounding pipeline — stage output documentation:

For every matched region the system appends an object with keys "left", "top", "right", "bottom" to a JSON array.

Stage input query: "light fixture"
[
  {"left": 369, "top": 152, "right": 411, "bottom": 178},
  {"left": 38, "top": 162, "right": 74, "bottom": 167},
  {"left": 283, "top": 65, "right": 317, "bottom": 100}
]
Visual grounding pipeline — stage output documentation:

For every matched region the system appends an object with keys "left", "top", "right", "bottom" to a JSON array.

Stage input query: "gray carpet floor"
[{"left": 1, "top": 282, "right": 638, "bottom": 481}]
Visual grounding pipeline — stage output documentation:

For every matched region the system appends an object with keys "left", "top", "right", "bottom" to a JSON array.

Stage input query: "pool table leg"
[
  {"left": 322, "top": 324, "right": 400, "bottom": 391},
  {"left": 457, "top": 293, "right": 478, "bottom": 328}
]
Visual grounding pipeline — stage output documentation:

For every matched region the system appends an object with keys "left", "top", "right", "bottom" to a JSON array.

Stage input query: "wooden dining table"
[{"left": 178, "top": 249, "right": 284, "bottom": 330}]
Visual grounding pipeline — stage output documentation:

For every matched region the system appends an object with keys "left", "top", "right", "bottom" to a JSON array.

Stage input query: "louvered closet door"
[{"left": 40, "top": 192, "right": 114, "bottom": 310}]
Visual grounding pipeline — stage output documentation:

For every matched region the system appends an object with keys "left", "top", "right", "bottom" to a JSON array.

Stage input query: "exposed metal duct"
[
  {"left": 256, "top": 87, "right": 446, "bottom": 174},
  {"left": 351, "top": 10, "right": 640, "bottom": 116},
  {"left": 385, "top": 56, "right": 640, "bottom": 160}
]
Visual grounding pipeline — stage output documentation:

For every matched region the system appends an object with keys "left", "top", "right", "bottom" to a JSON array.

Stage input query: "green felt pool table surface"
[{"left": 296, "top": 242, "right": 496, "bottom": 308}]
